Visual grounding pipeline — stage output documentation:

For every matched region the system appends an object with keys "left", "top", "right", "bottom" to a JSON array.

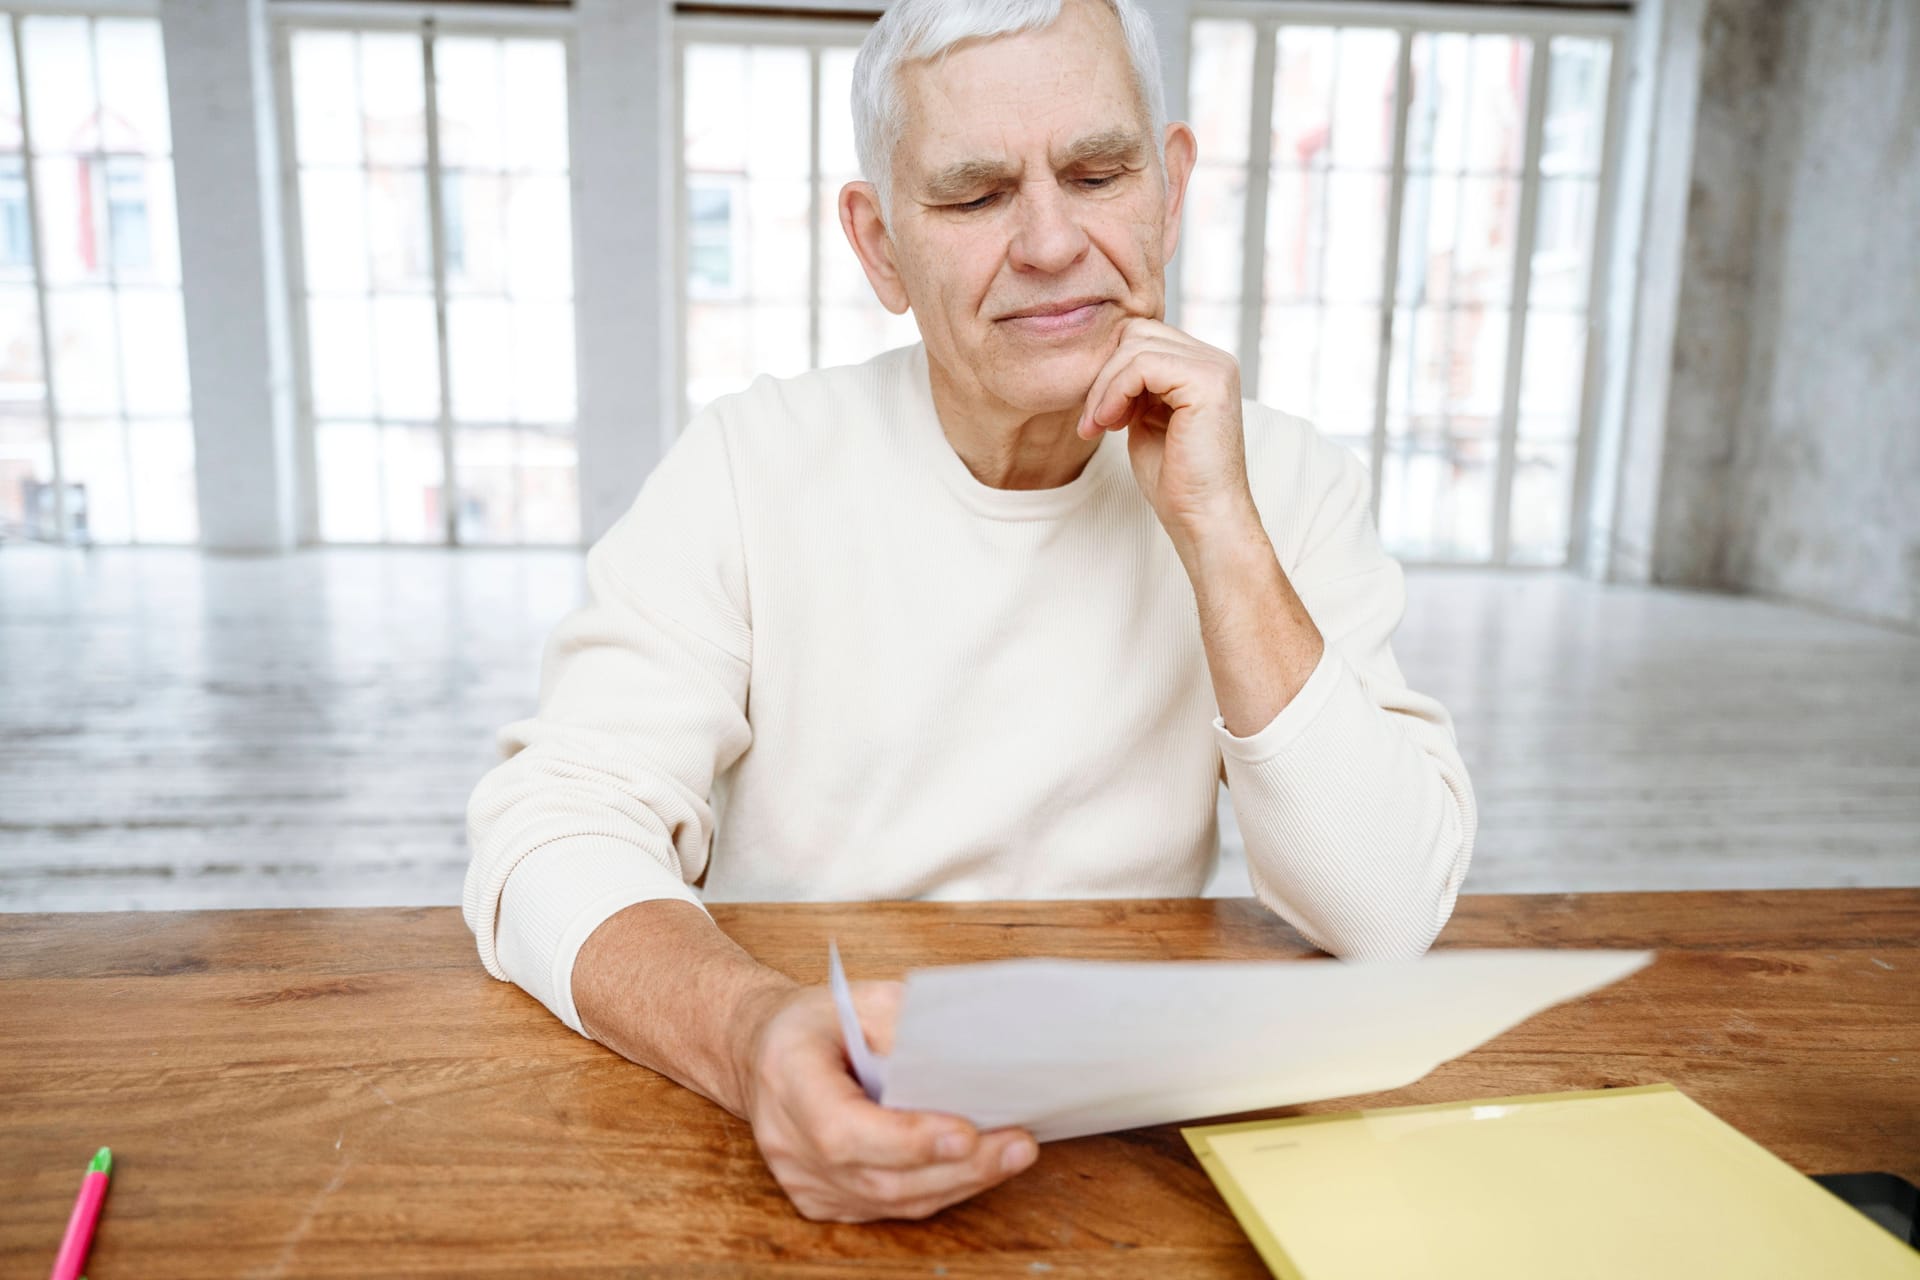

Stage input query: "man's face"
[{"left": 881, "top": 0, "right": 1187, "bottom": 416}]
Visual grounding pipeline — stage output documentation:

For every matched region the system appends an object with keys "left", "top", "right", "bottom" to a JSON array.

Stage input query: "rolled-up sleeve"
[
  {"left": 462, "top": 410, "right": 752, "bottom": 1035},
  {"left": 1214, "top": 441, "right": 1477, "bottom": 959}
]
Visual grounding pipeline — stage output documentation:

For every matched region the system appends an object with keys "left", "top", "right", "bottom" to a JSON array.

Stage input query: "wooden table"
[{"left": 3, "top": 891, "right": 1916, "bottom": 1277}]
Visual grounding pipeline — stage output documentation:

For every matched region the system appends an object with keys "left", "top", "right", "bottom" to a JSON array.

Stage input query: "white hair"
[{"left": 850, "top": 0, "right": 1169, "bottom": 228}]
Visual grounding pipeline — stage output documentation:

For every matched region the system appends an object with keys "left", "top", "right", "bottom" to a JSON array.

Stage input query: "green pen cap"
[{"left": 88, "top": 1147, "right": 111, "bottom": 1174}]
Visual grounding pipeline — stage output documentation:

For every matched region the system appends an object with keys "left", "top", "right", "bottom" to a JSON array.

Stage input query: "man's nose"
[{"left": 1007, "top": 182, "right": 1091, "bottom": 274}]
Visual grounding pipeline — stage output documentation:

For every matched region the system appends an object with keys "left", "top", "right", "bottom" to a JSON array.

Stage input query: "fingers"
[
  {"left": 848, "top": 1126, "right": 1039, "bottom": 1218},
  {"left": 783, "top": 1047, "right": 978, "bottom": 1168},
  {"left": 1081, "top": 345, "right": 1193, "bottom": 436}
]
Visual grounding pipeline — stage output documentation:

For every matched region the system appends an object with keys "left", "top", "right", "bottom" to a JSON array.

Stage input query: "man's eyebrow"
[{"left": 917, "top": 129, "right": 1150, "bottom": 203}]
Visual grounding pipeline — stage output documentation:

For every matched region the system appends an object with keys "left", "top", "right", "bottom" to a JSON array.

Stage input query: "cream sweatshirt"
[{"left": 463, "top": 341, "right": 1477, "bottom": 1035}]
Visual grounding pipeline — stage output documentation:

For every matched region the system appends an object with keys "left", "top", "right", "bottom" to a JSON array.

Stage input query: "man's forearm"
[
  {"left": 1180, "top": 505, "right": 1325, "bottom": 737},
  {"left": 573, "top": 898, "right": 800, "bottom": 1117}
]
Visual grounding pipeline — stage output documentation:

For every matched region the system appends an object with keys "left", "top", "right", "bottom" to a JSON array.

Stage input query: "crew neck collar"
[{"left": 899, "top": 342, "right": 1123, "bottom": 522}]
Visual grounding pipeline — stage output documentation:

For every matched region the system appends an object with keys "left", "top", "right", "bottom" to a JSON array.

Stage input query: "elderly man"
[{"left": 465, "top": 0, "right": 1475, "bottom": 1224}]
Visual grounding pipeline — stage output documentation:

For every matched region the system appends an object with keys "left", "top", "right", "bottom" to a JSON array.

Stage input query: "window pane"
[
  {"left": 512, "top": 300, "right": 574, "bottom": 423},
  {"left": 817, "top": 303, "right": 918, "bottom": 371},
  {"left": 505, "top": 173, "right": 572, "bottom": 299},
  {"left": 0, "top": 285, "right": 44, "bottom": 404},
  {"left": 96, "top": 19, "right": 172, "bottom": 156},
  {"left": 1465, "top": 35, "right": 1530, "bottom": 174},
  {"left": 371, "top": 295, "right": 438, "bottom": 419},
  {"left": 684, "top": 45, "right": 749, "bottom": 172},
  {"left": 1258, "top": 302, "right": 1318, "bottom": 419},
  {"left": 442, "top": 169, "right": 506, "bottom": 295},
  {"left": 1181, "top": 164, "right": 1244, "bottom": 304},
  {"left": 382, "top": 423, "right": 442, "bottom": 542},
  {"left": 1314, "top": 303, "right": 1378, "bottom": 431},
  {"left": 820, "top": 48, "right": 859, "bottom": 175},
  {"left": 317, "top": 421, "right": 382, "bottom": 541},
  {"left": 1181, "top": 302, "right": 1239, "bottom": 361},
  {"left": 360, "top": 33, "right": 426, "bottom": 168},
  {"left": 47, "top": 287, "right": 120, "bottom": 415},
  {"left": 1272, "top": 27, "right": 1334, "bottom": 171},
  {"left": 518, "top": 424, "right": 578, "bottom": 544},
  {"left": 366, "top": 167, "right": 432, "bottom": 292},
  {"left": 447, "top": 295, "right": 509, "bottom": 420},
  {"left": 750, "top": 302, "right": 809, "bottom": 380},
  {"left": 503, "top": 39, "right": 568, "bottom": 172},
  {"left": 127, "top": 418, "right": 197, "bottom": 542},
  {"left": 1544, "top": 38, "right": 1611, "bottom": 176},
  {"left": 1509, "top": 438, "right": 1574, "bottom": 564},
  {"left": 745, "top": 179, "right": 810, "bottom": 303},
  {"left": 687, "top": 301, "right": 751, "bottom": 414},
  {"left": 292, "top": 32, "right": 362, "bottom": 167},
  {"left": 455, "top": 424, "right": 516, "bottom": 543},
  {"left": 300, "top": 169, "right": 371, "bottom": 294},
  {"left": 117, "top": 288, "right": 190, "bottom": 415},
  {"left": 1265, "top": 167, "right": 1322, "bottom": 302},
  {"left": 106, "top": 158, "right": 181, "bottom": 286},
  {"left": 1190, "top": 21, "right": 1254, "bottom": 166},
  {"left": 61, "top": 416, "right": 129, "bottom": 543},
  {"left": 1405, "top": 32, "right": 1468, "bottom": 174},
  {"left": 746, "top": 47, "right": 809, "bottom": 181},
  {"left": 1520, "top": 310, "right": 1588, "bottom": 421},
  {"left": 0, "top": 25, "right": 22, "bottom": 152},
  {"left": 1329, "top": 28, "right": 1399, "bottom": 170},
  {"left": 1380, "top": 434, "right": 1492, "bottom": 561},
  {"left": 1321, "top": 171, "right": 1388, "bottom": 302},
  {"left": 0, "top": 413, "right": 52, "bottom": 537},
  {"left": 435, "top": 37, "right": 506, "bottom": 172},
  {"left": 34, "top": 158, "right": 107, "bottom": 285},
  {"left": 1530, "top": 175, "right": 1597, "bottom": 310},
  {"left": 1397, "top": 174, "right": 1519, "bottom": 307},
  {"left": 21, "top": 17, "right": 98, "bottom": 155},
  {"left": 307, "top": 296, "right": 375, "bottom": 418}
]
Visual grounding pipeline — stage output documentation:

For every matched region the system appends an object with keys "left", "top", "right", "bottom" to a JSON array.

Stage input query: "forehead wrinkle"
[{"left": 916, "top": 125, "right": 1151, "bottom": 201}]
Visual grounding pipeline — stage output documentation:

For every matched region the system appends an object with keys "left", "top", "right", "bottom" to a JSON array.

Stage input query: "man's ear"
[
  {"left": 1159, "top": 122, "right": 1198, "bottom": 268},
  {"left": 839, "top": 180, "right": 912, "bottom": 315}
]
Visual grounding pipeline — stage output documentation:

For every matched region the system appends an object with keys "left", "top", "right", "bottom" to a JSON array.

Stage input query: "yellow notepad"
[{"left": 1184, "top": 1083, "right": 1920, "bottom": 1280}]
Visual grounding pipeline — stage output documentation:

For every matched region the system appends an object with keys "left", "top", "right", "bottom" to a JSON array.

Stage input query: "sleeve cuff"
[
  {"left": 495, "top": 836, "right": 709, "bottom": 1037},
  {"left": 1211, "top": 645, "right": 1347, "bottom": 764}
]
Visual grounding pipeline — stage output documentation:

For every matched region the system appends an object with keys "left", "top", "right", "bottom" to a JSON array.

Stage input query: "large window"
[
  {"left": 1182, "top": 10, "right": 1620, "bottom": 565},
  {"left": 678, "top": 22, "right": 919, "bottom": 423},
  {"left": 283, "top": 24, "right": 579, "bottom": 546},
  {"left": 0, "top": 14, "right": 193, "bottom": 545}
]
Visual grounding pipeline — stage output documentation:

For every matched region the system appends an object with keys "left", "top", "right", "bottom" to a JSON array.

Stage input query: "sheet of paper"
[{"left": 838, "top": 949, "right": 1649, "bottom": 1143}]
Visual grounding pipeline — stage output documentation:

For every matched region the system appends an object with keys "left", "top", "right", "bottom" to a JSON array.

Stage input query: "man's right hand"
[{"left": 735, "top": 980, "right": 1039, "bottom": 1222}]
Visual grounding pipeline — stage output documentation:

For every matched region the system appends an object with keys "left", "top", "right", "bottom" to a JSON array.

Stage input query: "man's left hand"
[{"left": 1077, "top": 317, "right": 1260, "bottom": 562}]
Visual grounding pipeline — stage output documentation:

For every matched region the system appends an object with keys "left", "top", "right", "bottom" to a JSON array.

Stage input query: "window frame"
[
  {"left": 671, "top": 13, "right": 879, "bottom": 431},
  {"left": 1186, "top": 0, "right": 1630, "bottom": 569},
  {"left": 1, "top": 3, "right": 195, "bottom": 546},
  {"left": 270, "top": 2, "right": 582, "bottom": 548}
]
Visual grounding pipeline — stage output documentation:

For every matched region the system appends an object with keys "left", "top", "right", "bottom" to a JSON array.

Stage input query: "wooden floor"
[{"left": 2, "top": 546, "right": 1916, "bottom": 912}]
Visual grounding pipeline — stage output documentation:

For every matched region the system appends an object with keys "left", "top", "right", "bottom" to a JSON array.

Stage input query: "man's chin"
[{"left": 986, "top": 338, "right": 1113, "bottom": 415}]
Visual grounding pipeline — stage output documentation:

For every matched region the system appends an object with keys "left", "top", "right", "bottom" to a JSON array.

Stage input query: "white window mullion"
[
  {"left": 271, "top": 26, "right": 321, "bottom": 546},
  {"left": 806, "top": 45, "right": 823, "bottom": 371},
  {"left": 1565, "top": 31, "right": 1630, "bottom": 571},
  {"left": 1235, "top": 20, "right": 1277, "bottom": 398},
  {"left": 11, "top": 13, "right": 65, "bottom": 543},
  {"left": 420, "top": 21, "right": 457, "bottom": 546},
  {"left": 1366, "top": 28, "right": 1415, "bottom": 523},
  {"left": 1490, "top": 37, "right": 1551, "bottom": 565}
]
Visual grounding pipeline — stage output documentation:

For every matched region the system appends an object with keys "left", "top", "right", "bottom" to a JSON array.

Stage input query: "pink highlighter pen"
[{"left": 49, "top": 1146, "right": 111, "bottom": 1280}]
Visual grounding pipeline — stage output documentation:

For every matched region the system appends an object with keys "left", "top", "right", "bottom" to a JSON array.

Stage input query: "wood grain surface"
[{"left": 2, "top": 891, "right": 1916, "bottom": 1277}]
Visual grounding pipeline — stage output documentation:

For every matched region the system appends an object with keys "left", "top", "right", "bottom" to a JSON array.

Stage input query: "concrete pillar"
[
  {"left": 161, "top": 0, "right": 299, "bottom": 552},
  {"left": 570, "top": 0, "right": 676, "bottom": 544}
]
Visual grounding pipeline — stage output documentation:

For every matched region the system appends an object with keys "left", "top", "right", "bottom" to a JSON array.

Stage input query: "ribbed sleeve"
[
  {"left": 461, "top": 410, "right": 753, "bottom": 1034},
  {"left": 1214, "top": 443, "right": 1478, "bottom": 958}
]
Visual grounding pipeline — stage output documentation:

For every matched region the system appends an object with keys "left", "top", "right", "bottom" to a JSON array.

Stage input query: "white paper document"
[{"left": 829, "top": 946, "right": 1651, "bottom": 1143}]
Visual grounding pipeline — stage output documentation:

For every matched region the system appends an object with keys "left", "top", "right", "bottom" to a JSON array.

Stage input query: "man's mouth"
[{"left": 996, "top": 298, "right": 1109, "bottom": 337}]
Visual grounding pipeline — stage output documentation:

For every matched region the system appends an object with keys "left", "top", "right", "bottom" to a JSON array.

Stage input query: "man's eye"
[
  {"left": 952, "top": 193, "right": 1000, "bottom": 212},
  {"left": 1077, "top": 175, "right": 1119, "bottom": 190}
]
